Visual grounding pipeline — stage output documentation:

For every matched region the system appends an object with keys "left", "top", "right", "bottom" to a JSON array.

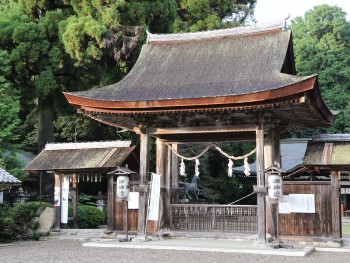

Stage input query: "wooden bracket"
[{"left": 254, "top": 185, "right": 267, "bottom": 194}]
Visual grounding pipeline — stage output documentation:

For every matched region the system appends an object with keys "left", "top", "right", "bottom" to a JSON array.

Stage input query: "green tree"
[
  {"left": 291, "top": 4, "right": 350, "bottom": 133},
  {"left": 0, "top": 50, "right": 20, "bottom": 148},
  {"left": 174, "top": 0, "right": 256, "bottom": 32}
]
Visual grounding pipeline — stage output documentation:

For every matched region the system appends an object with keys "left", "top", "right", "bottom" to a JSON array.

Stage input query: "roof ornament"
[
  {"left": 283, "top": 14, "right": 290, "bottom": 31},
  {"left": 146, "top": 30, "right": 151, "bottom": 44}
]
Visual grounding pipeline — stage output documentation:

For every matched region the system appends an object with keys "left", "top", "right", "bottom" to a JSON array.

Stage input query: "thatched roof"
[
  {"left": 65, "top": 21, "right": 313, "bottom": 106},
  {"left": 304, "top": 134, "right": 350, "bottom": 169},
  {"left": 0, "top": 167, "right": 21, "bottom": 185},
  {"left": 24, "top": 141, "right": 135, "bottom": 173},
  {"left": 63, "top": 21, "right": 336, "bottom": 139}
]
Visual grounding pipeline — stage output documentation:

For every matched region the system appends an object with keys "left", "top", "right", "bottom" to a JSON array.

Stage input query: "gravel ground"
[{"left": 1, "top": 239, "right": 350, "bottom": 263}]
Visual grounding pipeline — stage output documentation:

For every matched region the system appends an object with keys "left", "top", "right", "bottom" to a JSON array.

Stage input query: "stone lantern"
[
  {"left": 94, "top": 191, "right": 106, "bottom": 212},
  {"left": 14, "top": 187, "right": 30, "bottom": 204}
]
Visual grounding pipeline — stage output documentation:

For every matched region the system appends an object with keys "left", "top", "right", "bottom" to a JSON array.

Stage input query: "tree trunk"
[{"left": 38, "top": 96, "right": 54, "bottom": 152}]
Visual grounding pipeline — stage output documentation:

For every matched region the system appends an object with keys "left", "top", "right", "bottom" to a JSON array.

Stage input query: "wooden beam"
[
  {"left": 146, "top": 124, "right": 256, "bottom": 135},
  {"left": 53, "top": 172, "right": 61, "bottom": 232},
  {"left": 256, "top": 121, "right": 266, "bottom": 244},
  {"left": 331, "top": 171, "right": 341, "bottom": 240},
  {"left": 138, "top": 133, "right": 150, "bottom": 237},
  {"left": 72, "top": 173, "right": 78, "bottom": 228},
  {"left": 107, "top": 174, "right": 114, "bottom": 231}
]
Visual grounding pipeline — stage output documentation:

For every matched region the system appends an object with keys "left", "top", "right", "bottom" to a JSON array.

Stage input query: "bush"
[
  {"left": 0, "top": 202, "right": 17, "bottom": 242},
  {"left": 9, "top": 201, "right": 53, "bottom": 226},
  {"left": 69, "top": 205, "right": 104, "bottom": 229}
]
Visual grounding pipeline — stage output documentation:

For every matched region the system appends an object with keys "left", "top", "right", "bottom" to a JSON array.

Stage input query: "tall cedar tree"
[{"left": 291, "top": 4, "right": 350, "bottom": 133}]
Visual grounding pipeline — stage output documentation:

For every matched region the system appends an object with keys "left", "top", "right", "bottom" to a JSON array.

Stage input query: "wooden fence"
[{"left": 170, "top": 204, "right": 257, "bottom": 232}]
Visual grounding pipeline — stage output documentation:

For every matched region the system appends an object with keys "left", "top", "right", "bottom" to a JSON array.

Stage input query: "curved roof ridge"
[{"left": 147, "top": 20, "right": 286, "bottom": 43}]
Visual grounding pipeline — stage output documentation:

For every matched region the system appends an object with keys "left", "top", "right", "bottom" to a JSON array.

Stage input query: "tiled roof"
[{"left": 0, "top": 167, "right": 21, "bottom": 185}]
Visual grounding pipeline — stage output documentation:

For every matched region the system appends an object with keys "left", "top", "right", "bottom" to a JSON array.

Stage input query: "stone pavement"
[
  {"left": 48, "top": 229, "right": 350, "bottom": 257},
  {"left": 83, "top": 237, "right": 314, "bottom": 257}
]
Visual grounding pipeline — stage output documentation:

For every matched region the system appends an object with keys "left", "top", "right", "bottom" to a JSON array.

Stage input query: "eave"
[{"left": 64, "top": 76, "right": 317, "bottom": 110}]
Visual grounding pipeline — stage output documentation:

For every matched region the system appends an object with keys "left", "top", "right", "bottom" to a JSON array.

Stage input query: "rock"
[{"left": 37, "top": 207, "right": 55, "bottom": 236}]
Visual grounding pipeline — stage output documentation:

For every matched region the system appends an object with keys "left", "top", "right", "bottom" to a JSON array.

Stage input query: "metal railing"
[{"left": 170, "top": 204, "right": 257, "bottom": 232}]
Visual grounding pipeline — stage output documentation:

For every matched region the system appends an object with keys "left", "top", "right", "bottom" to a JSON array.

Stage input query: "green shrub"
[
  {"left": 9, "top": 201, "right": 53, "bottom": 226},
  {"left": 0, "top": 203, "right": 17, "bottom": 242},
  {"left": 69, "top": 205, "right": 104, "bottom": 229}
]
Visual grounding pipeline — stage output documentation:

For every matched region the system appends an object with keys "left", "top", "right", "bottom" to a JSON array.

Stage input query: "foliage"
[
  {"left": 0, "top": 50, "right": 20, "bottom": 148},
  {"left": 9, "top": 201, "right": 53, "bottom": 226},
  {"left": 291, "top": 4, "right": 350, "bottom": 133},
  {"left": 77, "top": 193, "right": 96, "bottom": 206},
  {"left": 0, "top": 201, "right": 52, "bottom": 242},
  {"left": 69, "top": 205, "right": 105, "bottom": 229},
  {"left": 174, "top": 0, "right": 256, "bottom": 32},
  {"left": 0, "top": 150, "right": 28, "bottom": 180}
]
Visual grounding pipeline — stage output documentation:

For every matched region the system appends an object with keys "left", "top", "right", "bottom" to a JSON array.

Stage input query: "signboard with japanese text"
[
  {"left": 148, "top": 173, "right": 161, "bottom": 221},
  {"left": 128, "top": 192, "right": 139, "bottom": 209},
  {"left": 279, "top": 194, "right": 315, "bottom": 214}
]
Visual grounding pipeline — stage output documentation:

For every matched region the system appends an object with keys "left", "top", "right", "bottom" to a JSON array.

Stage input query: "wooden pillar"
[
  {"left": 264, "top": 126, "right": 281, "bottom": 241},
  {"left": 72, "top": 172, "right": 78, "bottom": 228},
  {"left": 155, "top": 138, "right": 166, "bottom": 231},
  {"left": 256, "top": 122, "right": 266, "bottom": 244},
  {"left": 138, "top": 133, "right": 150, "bottom": 237},
  {"left": 331, "top": 171, "right": 341, "bottom": 240},
  {"left": 165, "top": 146, "right": 171, "bottom": 230},
  {"left": 53, "top": 172, "right": 61, "bottom": 231},
  {"left": 171, "top": 144, "right": 179, "bottom": 204},
  {"left": 107, "top": 174, "right": 114, "bottom": 231}
]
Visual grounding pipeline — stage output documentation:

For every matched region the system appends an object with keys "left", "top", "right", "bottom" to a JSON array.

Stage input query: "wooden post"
[
  {"left": 331, "top": 171, "right": 341, "bottom": 240},
  {"left": 53, "top": 172, "right": 61, "bottom": 231},
  {"left": 256, "top": 121, "right": 266, "bottom": 244},
  {"left": 107, "top": 174, "right": 114, "bottom": 231},
  {"left": 264, "top": 126, "right": 281, "bottom": 241},
  {"left": 72, "top": 173, "right": 78, "bottom": 228},
  {"left": 171, "top": 144, "right": 179, "bottom": 204},
  {"left": 165, "top": 146, "right": 171, "bottom": 230},
  {"left": 138, "top": 133, "right": 150, "bottom": 237},
  {"left": 153, "top": 138, "right": 166, "bottom": 232}
]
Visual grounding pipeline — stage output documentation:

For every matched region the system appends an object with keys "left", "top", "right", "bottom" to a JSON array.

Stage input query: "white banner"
[
  {"left": 61, "top": 175, "right": 69, "bottom": 223},
  {"left": 148, "top": 173, "right": 161, "bottom": 221},
  {"left": 0, "top": 192, "right": 3, "bottom": 203}
]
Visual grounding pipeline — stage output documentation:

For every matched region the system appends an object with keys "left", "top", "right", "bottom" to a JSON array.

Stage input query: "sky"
[{"left": 254, "top": 0, "right": 350, "bottom": 24}]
